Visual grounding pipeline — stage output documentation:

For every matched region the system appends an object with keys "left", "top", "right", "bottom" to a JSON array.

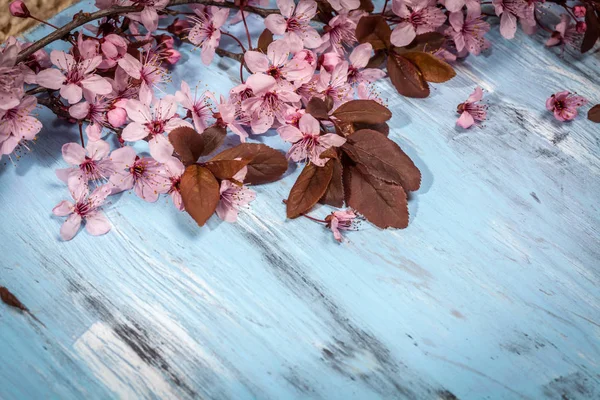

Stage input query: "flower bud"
[
  {"left": 573, "top": 5, "right": 586, "bottom": 19},
  {"left": 576, "top": 21, "right": 587, "bottom": 33},
  {"left": 167, "top": 18, "right": 190, "bottom": 37},
  {"left": 9, "top": 0, "right": 30, "bottom": 18}
]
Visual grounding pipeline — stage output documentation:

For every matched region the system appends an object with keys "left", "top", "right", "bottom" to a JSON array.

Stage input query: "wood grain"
[{"left": 0, "top": 4, "right": 599, "bottom": 400}]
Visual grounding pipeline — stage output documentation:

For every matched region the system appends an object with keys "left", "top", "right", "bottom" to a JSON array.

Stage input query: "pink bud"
[
  {"left": 9, "top": 0, "right": 30, "bottom": 18},
  {"left": 573, "top": 5, "right": 586, "bottom": 18},
  {"left": 163, "top": 49, "right": 181, "bottom": 65},
  {"left": 319, "top": 52, "right": 342, "bottom": 73},
  {"left": 167, "top": 18, "right": 191, "bottom": 37},
  {"left": 107, "top": 107, "right": 127, "bottom": 128},
  {"left": 576, "top": 21, "right": 587, "bottom": 33}
]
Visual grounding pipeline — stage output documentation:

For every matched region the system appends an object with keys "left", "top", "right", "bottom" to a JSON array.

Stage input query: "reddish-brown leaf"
[
  {"left": 203, "top": 159, "right": 250, "bottom": 180},
  {"left": 180, "top": 165, "right": 220, "bottom": 226},
  {"left": 354, "top": 121, "right": 390, "bottom": 136},
  {"left": 306, "top": 97, "right": 331, "bottom": 120},
  {"left": 356, "top": 16, "right": 392, "bottom": 50},
  {"left": 333, "top": 100, "right": 392, "bottom": 124},
  {"left": 320, "top": 158, "right": 344, "bottom": 207},
  {"left": 358, "top": 0, "right": 374, "bottom": 12},
  {"left": 257, "top": 29, "right": 273, "bottom": 53},
  {"left": 581, "top": 6, "right": 600, "bottom": 53},
  {"left": 387, "top": 53, "right": 430, "bottom": 98},
  {"left": 169, "top": 125, "right": 227, "bottom": 165},
  {"left": 588, "top": 104, "right": 600, "bottom": 123},
  {"left": 402, "top": 32, "right": 446, "bottom": 53},
  {"left": 211, "top": 143, "right": 288, "bottom": 184},
  {"left": 401, "top": 51, "right": 455, "bottom": 83},
  {"left": 344, "top": 164, "right": 409, "bottom": 229},
  {"left": 286, "top": 162, "right": 334, "bottom": 218},
  {"left": 365, "top": 50, "right": 387, "bottom": 69},
  {"left": 344, "top": 129, "right": 421, "bottom": 191},
  {"left": 0, "top": 286, "right": 28, "bottom": 311}
]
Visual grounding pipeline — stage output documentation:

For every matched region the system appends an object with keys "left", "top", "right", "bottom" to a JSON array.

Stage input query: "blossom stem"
[
  {"left": 78, "top": 122, "right": 85, "bottom": 147},
  {"left": 382, "top": 0, "right": 389, "bottom": 14},
  {"left": 30, "top": 15, "right": 60, "bottom": 30},
  {"left": 240, "top": 6, "right": 253, "bottom": 49},
  {"left": 221, "top": 31, "right": 247, "bottom": 53},
  {"left": 281, "top": 200, "right": 327, "bottom": 224}
]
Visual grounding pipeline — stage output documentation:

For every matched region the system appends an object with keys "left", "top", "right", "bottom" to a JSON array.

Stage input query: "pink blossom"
[
  {"left": 448, "top": 12, "right": 491, "bottom": 55},
  {"left": 492, "top": 0, "right": 535, "bottom": 40},
  {"left": 216, "top": 167, "right": 256, "bottom": 222},
  {"left": 108, "top": 147, "right": 171, "bottom": 201},
  {"left": 52, "top": 178, "right": 112, "bottom": 241},
  {"left": 187, "top": 5, "right": 229, "bottom": 65},
  {"left": 36, "top": 50, "right": 112, "bottom": 104},
  {"left": 390, "top": 0, "right": 447, "bottom": 47},
  {"left": 55, "top": 140, "right": 119, "bottom": 189},
  {"left": 315, "top": 61, "right": 353, "bottom": 108},
  {"left": 326, "top": 0, "right": 360, "bottom": 12},
  {"left": 325, "top": 209, "right": 358, "bottom": 242},
  {"left": 316, "top": 14, "right": 358, "bottom": 54},
  {"left": 573, "top": 5, "right": 586, "bottom": 18},
  {"left": 122, "top": 94, "right": 193, "bottom": 162},
  {"left": 347, "top": 43, "right": 386, "bottom": 85},
  {"left": 69, "top": 93, "right": 113, "bottom": 141},
  {"left": 576, "top": 21, "right": 586, "bottom": 34},
  {"left": 163, "top": 157, "right": 185, "bottom": 210},
  {"left": 175, "top": 81, "right": 211, "bottom": 132},
  {"left": 545, "top": 15, "right": 579, "bottom": 49},
  {"left": 456, "top": 86, "right": 487, "bottom": 128},
  {"left": 546, "top": 90, "right": 587, "bottom": 122},
  {"left": 207, "top": 92, "right": 249, "bottom": 141},
  {"left": 0, "top": 95, "right": 41, "bottom": 156},
  {"left": 117, "top": 52, "right": 165, "bottom": 102},
  {"left": 241, "top": 73, "right": 302, "bottom": 134},
  {"left": 244, "top": 40, "right": 313, "bottom": 87},
  {"left": 265, "top": 0, "right": 322, "bottom": 50},
  {"left": 128, "top": 0, "right": 169, "bottom": 32},
  {"left": 443, "top": 0, "right": 481, "bottom": 14},
  {"left": 9, "top": 0, "right": 30, "bottom": 18},
  {"left": 278, "top": 113, "right": 346, "bottom": 166},
  {"left": 96, "top": 34, "right": 131, "bottom": 70},
  {"left": 0, "top": 42, "right": 25, "bottom": 111}
]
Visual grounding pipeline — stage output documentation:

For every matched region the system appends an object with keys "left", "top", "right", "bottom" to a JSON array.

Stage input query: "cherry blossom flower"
[
  {"left": 163, "top": 157, "right": 185, "bottom": 210},
  {"left": 492, "top": 0, "right": 535, "bottom": 40},
  {"left": 317, "top": 14, "right": 358, "bottom": 54},
  {"left": 0, "top": 95, "right": 41, "bottom": 156},
  {"left": 241, "top": 73, "right": 302, "bottom": 134},
  {"left": 325, "top": 209, "right": 358, "bottom": 242},
  {"left": 244, "top": 40, "right": 313, "bottom": 87},
  {"left": 216, "top": 166, "right": 256, "bottom": 222},
  {"left": 574, "top": 5, "right": 586, "bottom": 18},
  {"left": 456, "top": 86, "right": 487, "bottom": 128},
  {"left": 122, "top": 94, "right": 193, "bottom": 162},
  {"left": 347, "top": 43, "right": 386, "bottom": 85},
  {"left": 175, "top": 81, "right": 211, "bottom": 132},
  {"left": 187, "top": 5, "right": 229, "bottom": 65},
  {"left": 545, "top": 15, "right": 579, "bottom": 49},
  {"left": 326, "top": 0, "right": 360, "bottom": 12},
  {"left": 69, "top": 93, "right": 114, "bottom": 141},
  {"left": 448, "top": 11, "right": 491, "bottom": 56},
  {"left": 55, "top": 140, "right": 119, "bottom": 190},
  {"left": 265, "top": 0, "right": 322, "bottom": 51},
  {"left": 207, "top": 92, "right": 249, "bottom": 141},
  {"left": 444, "top": 0, "right": 481, "bottom": 14},
  {"left": 52, "top": 178, "right": 112, "bottom": 241},
  {"left": 128, "top": 0, "right": 169, "bottom": 32},
  {"left": 315, "top": 61, "right": 353, "bottom": 107},
  {"left": 390, "top": 0, "right": 447, "bottom": 47},
  {"left": 546, "top": 91, "right": 587, "bottom": 122},
  {"left": 109, "top": 147, "right": 171, "bottom": 201},
  {"left": 0, "top": 42, "right": 25, "bottom": 111},
  {"left": 278, "top": 113, "right": 346, "bottom": 166},
  {"left": 36, "top": 50, "right": 112, "bottom": 104}
]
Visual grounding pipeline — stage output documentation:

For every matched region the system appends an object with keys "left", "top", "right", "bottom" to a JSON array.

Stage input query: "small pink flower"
[
  {"left": 52, "top": 178, "right": 112, "bottom": 241},
  {"left": 347, "top": 43, "right": 386, "bottom": 85},
  {"left": 108, "top": 147, "right": 171, "bottom": 202},
  {"left": 0, "top": 42, "right": 25, "bottom": 111},
  {"left": 175, "top": 81, "right": 211, "bottom": 132},
  {"left": 163, "top": 157, "right": 185, "bottom": 210},
  {"left": 122, "top": 94, "right": 193, "bottom": 163},
  {"left": 36, "top": 50, "right": 112, "bottom": 104},
  {"left": 444, "top": 0, "right": 481, "bottom": 13},
  {"left": 326, "top": 0, "right": 360, "bottom": 12},
  {"left": 55, "top": 140, "right": 119, "bottom": 189},
  {"left": 546, "top": 90, "right": 587, "bottom": 122},
  {"left": 573, "top": 5, "right": 586, "bottom": 18},
  {"left": 316, "top": 14, "right": 358, "bottom": 54},
  {"left": 69, "top": 93, "right": 113, "bottom": 141},
  {"left": 244, "top": 40, "right": 313, "bottom": 87},
  {"left": 207, "top": 92, "right": 249, "bottom": 141},
  {"left": 187, "top": 5, "right": 229, "bottom": 65},
  {"left": 265, "top": 0, "right": 322, "bottom": 51},
  {"left": 456, "top": 86, "right": 487, "bottom": 128},
  {"left": 325, "top": 209, "right": 358, "bottom": 242},
  {"left": 9, "top": 0, "right": 30, "bottom": 18},
  {"left": 128, "top": 0, "right": 169, "bottom": 32},
  {"left": 315, "top": 61, "right": 353, "bottom": 108},
  {"left": 448, "top": 12, "right": 491, "bottom": 55},
  {"left": 391, "top": 0, "right": 447, "bottom": 47},
  {"left": 216, "top": 167, "right": 256, "bottom": 222},
  {"left": 545, "top": 15, "right": 579, "bottom": 48},
  {"left": 576, "top": 21, "right": 587, "bottom": 34},
  {"left": 278, "top": 113, "right": 346, "bottom": 166},
  {"left": 0, "top": 95, "right": 41, "bottom": 156},
  {"left": 492, "top": 0, "right": 535, "bottom": 40}
]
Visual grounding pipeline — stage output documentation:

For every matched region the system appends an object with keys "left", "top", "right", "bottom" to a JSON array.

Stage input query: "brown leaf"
[
  {"left": 356, "top": 16, "right": 392, "bottom": 50},
  {"left": 320, "top": 158, "right": 344, "bottom": 207},
  {"left": 402, "top": 32, "right": 446, "bottom": 53},
  {"left": 319, "top": 146, "right": 339, "bottom": 160},
  {"left": 306, "top": 97, "right": 331, "bottom": 120},
  {"left": 0, "top": 286, "right": 28, "bottom": 311},
  {"left": 180, "top": 165, "right": 220, "bottom": 226},
  {"left": 203, "top": 159, "right": 250, "bottom": 180},
  {"left": 197, "top": 125, "right": 228, "bottom": 156},
  {"left": 286, "top": 162, "right": 334, "bottom": 218},
  {"left": 401, "top": 51, "right": 455, "bottom": 83},
  {"left": 588, "top": 105, "right": 600, "bottom": 123},
  {"left": 365, "top": 50, "right": 387, "bottom": 69},
  {"left": 211, "top": 143, "right": 288, "bottom": 184},
  {"left": 387, "top": 53, "right": 430, "bottom": 98},
  {"left": 581, "top": 6, "right": 600, "bottom": 53},
  {"left": 344, "top": 164, "right": 409, "bottom": 229},
  {"left": 354, "top": 122, "right": 389, "bottom": 136},
  {"left": 169, "top": 125, "right": 227, "bottom": 165},
  {"left": 333, "top": 100, "right": 392, "bottom": 124},
  {"left": 358, "top": 0, "right": 374, "bottom": 12},
  {"left": 344, "top": 129, "right": 421, "bottom": 191},
  {"left": 257, "top": 29, "right": 273, "bottom": 53}
]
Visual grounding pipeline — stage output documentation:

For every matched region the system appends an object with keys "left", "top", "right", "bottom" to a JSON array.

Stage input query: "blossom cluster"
[{"left": 2, "top": 0, "right": 597, "bottom": 242}]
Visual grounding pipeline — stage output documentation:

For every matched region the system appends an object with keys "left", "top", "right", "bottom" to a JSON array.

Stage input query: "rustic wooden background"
[
  {"left": 0, "top": 0, "right": 77, "bottom": 42},
  {"left": 1, "top": 2, "right": 599, "bottom": 399}
]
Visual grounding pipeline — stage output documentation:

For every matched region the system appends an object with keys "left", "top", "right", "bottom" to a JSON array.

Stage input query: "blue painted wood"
[{"left": 1, "top": 3, "right": 599, "bottom": 399}]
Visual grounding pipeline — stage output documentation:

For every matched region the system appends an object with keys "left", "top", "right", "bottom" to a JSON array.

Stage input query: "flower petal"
[
  {"left": 85, "top": 211, "right": 111, "bottom": 236},
  {"left": 60, "top": 213, "right": 82, "bottom": 241}
]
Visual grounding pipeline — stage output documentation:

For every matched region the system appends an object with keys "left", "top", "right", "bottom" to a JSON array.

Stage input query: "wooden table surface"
[{"left": 1, "top": 3, "right": 599, "bottom": 399}]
